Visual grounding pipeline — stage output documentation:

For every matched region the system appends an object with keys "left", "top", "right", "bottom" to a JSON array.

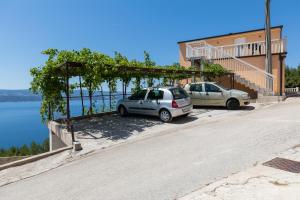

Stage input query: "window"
[
  {"left": 205, "top": 84, "right": 221, "bottom": 92},
  {"left": 190, "top": 84, "right": 202, "bottom": 92},
  {"left": 147, "top": 90, "right": 164, "bottom": 100},
  {"left": 169, "top": 88, "right": 188, "bottom": 100},
  {"left": 130, "top": 90, "right": 147, "bottom": 100}
]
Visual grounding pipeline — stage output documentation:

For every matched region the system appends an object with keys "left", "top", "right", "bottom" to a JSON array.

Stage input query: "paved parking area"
[
  {"left": 72, "top": 106, "right": 257, "bottom": 154},
  {"left": 73, "top": 108, "right": 212, "bottom": 154}
]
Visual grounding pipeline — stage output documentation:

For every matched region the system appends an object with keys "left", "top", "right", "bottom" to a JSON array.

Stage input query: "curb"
[{"left": 0, "top": 146, "right": 72, "bottom": 171}]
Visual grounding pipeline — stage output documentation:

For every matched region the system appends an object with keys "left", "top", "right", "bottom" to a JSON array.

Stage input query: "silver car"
[
  {"left": 117, "top": 87, "right": 192, "bottom": 122},
  {"left": 184, "top": 82, "right": 250, "bottom": 110}
]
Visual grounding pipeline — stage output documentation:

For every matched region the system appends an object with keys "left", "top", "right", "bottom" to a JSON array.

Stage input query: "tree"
[
  {"left": 42, "top": 139, "right": 50, "bottom": 152},
  {"left": 144, "top": 51, "right": 156, "bottom": 87},
  {"left": 19, "top": 145, "right": 30, "bottom": 156},
  {"left": 203, "top": 62, "right": 228, "bottom": 81},
  {"left": 78, "top": 48, "right": 98, "bottom": 115},
  {"left": 114, "top": 52, "right": 131, "bottom": 99},
  {"left": 8, "top": 146, "right": 18, "bottom": 156},
  {"left": 285, "top": 65, "right": 300, "bottom": 88}
]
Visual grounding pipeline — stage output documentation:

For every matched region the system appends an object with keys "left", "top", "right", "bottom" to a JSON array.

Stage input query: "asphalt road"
[{"left": 1, "top": 98, "right": 300, "bottom": 200}]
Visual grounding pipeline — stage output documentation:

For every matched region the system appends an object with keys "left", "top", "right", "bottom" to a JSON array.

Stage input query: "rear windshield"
[{"left": 169, "top": 88, "right": 188, "bottom": 100}]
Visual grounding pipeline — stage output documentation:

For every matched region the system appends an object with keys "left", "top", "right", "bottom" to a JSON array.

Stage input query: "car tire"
[
  {"left": 159, "top": 109, "right": 172, "bottom": 123},
  {"left": 227, "top": 99, "right": 240, "bottom": 110},
  {"left": 118, "top": 105, "right": 128, "bottom": 117}
]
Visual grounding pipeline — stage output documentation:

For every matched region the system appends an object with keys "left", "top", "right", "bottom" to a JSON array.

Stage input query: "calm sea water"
[{"left": 0, "top": 97, "right": 120, "bottom": 149}]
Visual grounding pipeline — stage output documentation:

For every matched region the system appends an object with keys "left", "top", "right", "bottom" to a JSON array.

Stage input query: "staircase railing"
[{"left": 186, "top": 42, "right": 275, "bottom": 92}]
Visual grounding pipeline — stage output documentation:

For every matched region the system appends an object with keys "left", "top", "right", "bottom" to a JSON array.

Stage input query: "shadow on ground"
[
  {"left": 73, "top": 113, "right": 198, "bottom": 141},
  {"left": 193, "top": 105, "right": 255, "bottom": 111}
]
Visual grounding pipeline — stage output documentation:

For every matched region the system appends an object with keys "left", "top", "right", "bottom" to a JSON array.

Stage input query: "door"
[
  {"left": 189, "top": 83, "right": 205, "bottom": 105},
  {"left": 127, "top": 89, "right": 147, "bottom": 114},
  {"left": 142, "top": 89, "right": 164, "bottom": 116},
  {"left": 202, "top": 83, "right": 225, "bottom": 106}
]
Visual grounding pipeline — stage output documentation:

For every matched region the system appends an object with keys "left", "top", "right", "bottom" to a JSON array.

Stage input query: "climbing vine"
[{"left": 30, "top": 48, "right": 225, "bottom": 122}]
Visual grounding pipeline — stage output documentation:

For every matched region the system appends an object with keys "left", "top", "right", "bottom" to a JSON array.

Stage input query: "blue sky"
[{"left": 0, "top": 0, "right": 299, "bottom": 89}]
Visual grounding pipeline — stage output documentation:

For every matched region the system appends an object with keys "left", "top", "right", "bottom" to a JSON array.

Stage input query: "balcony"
[{"left": 186, "top": 39, "right": 287, "bottom": 60}]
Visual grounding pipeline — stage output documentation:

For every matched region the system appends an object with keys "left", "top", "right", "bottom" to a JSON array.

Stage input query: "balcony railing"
[{"left": 186, "top": 38, "right": 287, "bottom": 60}]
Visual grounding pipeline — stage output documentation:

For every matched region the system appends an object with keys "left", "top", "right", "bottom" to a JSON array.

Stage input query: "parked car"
[
  {"left": 184, "top": 82, "right": 250, "bottom": 110},
  {"left": 117, "top": 87, "right": 192, "bottom": 122}
]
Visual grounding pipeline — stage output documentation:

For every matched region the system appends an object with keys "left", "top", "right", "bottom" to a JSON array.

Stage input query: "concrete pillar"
[{"left": 48, "top": 123, "right": 53, "bottom": 152}]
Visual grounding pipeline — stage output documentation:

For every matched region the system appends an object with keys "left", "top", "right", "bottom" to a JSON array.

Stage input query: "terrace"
[{"left": 186, "top": 38, "right": 287, "bottom": 60}]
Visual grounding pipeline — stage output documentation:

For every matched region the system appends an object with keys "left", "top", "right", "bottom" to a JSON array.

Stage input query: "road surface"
[{"left": 1, "top": 98, "right": 300, "bottom": 200}]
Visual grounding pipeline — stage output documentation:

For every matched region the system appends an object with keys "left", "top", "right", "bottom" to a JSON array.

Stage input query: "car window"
[
  {"left": 190, "top": 84, "right": 202, "bottom": 92},
  {"left": 147, "top": 90, "right": 164, "bottom": 100},
  {"left": 205, "top": 84, "right": 221, "bottom": 92},
  {"left": 169, "top": 88, "right": 188, "bottom": 100},
  {"left": 130, "top": 90, "right": 147, "bottom": 100}
]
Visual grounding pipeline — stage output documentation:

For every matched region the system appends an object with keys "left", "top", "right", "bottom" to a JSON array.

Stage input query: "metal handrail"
[
  {"left": 206, "top": 43, "right": 275, "bottom": 78},
  {"left": 188, "top": 41, "right": 275, "bottom": 78}
]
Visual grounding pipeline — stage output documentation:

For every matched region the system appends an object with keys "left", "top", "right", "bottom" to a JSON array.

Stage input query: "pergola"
[
  {"left": 57, "top": 61, "right": 201, "bottom": 143},
  {"left": 57, "top": 61, "right": 234, "bottom": 144}
]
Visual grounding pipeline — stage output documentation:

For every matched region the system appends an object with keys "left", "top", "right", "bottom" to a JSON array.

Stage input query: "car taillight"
[{"left": 172, "top": 100, "right": 179, "bottom": 108}]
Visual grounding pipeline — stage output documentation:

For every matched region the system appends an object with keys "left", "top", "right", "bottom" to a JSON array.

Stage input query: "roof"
[{"left": 177, "top": 25, "right": 283, "bottom": 44}]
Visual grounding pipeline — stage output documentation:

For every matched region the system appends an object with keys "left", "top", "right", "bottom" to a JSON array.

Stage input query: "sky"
[{"left": 0, "top": 0, "right": 299, "bottom": 89}]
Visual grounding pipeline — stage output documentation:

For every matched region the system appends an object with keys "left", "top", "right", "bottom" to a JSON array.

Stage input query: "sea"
[{"left": 0, "top": 96, "right": 122, "bottom": 149}]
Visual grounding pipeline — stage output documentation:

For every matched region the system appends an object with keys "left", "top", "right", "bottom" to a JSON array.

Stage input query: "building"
[{"left": 178, "top": 26, "right": 287, "bottom": 97}]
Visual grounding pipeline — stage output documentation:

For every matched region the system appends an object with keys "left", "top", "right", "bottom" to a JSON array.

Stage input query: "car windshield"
[{"left": 169, "top": 88, "right": 188, "bottom": 100}]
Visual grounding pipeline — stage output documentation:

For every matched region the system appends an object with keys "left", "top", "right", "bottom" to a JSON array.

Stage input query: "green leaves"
[
  {"left": 0, "top": 139, "right": 49, "bottom": 156},
  {"left": 285, "top": 65, "right": 300, "bottom": 88},
  {"left": 31, "top": 48, "right": 197, "bottom": 121},
  {"left": 202, "top": 62, "right": 228, "bottom": 81}
]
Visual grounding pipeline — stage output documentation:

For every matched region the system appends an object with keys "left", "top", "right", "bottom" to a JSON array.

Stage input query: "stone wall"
[{"left": 0, "top": 156, "right": 28, "bottom": 165}]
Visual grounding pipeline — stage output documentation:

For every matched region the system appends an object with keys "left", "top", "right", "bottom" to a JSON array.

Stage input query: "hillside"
[{"left": 0, "top": 89, "right": 41, "bottom": 102}]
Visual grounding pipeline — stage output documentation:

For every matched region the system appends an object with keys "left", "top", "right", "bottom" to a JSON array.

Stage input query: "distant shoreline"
[{"left": 0, "top": 89, "right": 129, "bottom": 103}]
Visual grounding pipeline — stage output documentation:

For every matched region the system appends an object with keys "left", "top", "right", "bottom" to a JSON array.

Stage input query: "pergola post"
[
  {"left": 65, "top": 63, "right": 75, "bottom": 143},
  {"left": 79, "top": 76, "right": 84, "bottom": 116}
]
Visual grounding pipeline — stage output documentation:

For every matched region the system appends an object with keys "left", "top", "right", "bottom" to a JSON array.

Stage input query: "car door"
[
  {"left": 127, "top": 90, "right": 147, "bottom": 114},
  {"left": 189, "top": 84, "right": 205, "bottom": 105},
  {"left": 142, "top": 89, "right": 164, "bottom": 116},
  {"left": 203, "top": 83, "right": 225, "bottom": 106}
]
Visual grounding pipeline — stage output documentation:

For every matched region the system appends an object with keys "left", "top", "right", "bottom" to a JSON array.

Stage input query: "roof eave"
[{"left": 177, "top": 25, "right": 283, "bottom": 44}]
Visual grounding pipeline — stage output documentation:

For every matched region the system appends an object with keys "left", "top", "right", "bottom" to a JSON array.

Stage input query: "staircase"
[{"left": 186, "top": 41, "right": 275, "bottom": 94}]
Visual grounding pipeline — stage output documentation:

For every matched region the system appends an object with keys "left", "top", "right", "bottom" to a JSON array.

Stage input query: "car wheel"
[
  {"left": 227, "top": 99, "right": 240, "bottom": 110},
  {"left": 118, "top": 105, "right": 128, "bottom": 117},
  {"left": 159, "top": 109, "right": 172, "bottom": 122}
]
